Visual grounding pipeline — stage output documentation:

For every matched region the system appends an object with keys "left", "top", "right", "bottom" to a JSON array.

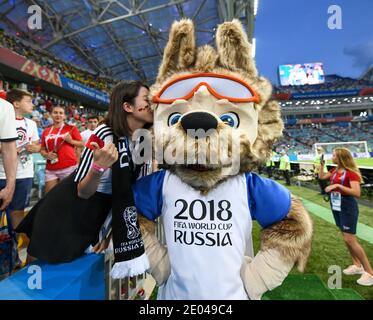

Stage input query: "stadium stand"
[
  {"left": 277, "top": 122, "right": 373, "bottom": 156},
  {"left": 0, "top": 29, "right": 115, "bottom": 93},
  {"left": 272, "top": 65, "right": 373, "bottom": 157},
  {"left": 274, "top": 74, "right": 371, "bottom": 94}
]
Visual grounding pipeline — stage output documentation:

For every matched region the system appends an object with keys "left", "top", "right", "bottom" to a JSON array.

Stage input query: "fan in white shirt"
[
  {"left": 0, "top": 97, "right": 18, "bottom": 210},
  {"left": 0, "top": 89, "right": 41, "bottom": 229},
  {"left": 80, "top": 115, "right": 99, "bottom": 145}
]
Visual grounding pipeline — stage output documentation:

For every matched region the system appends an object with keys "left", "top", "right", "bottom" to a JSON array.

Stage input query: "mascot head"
[{"left": 150, "top": 19, "right": 283, "bottom": 192}]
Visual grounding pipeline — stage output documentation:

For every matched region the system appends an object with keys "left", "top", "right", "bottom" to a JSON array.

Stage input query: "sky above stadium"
[{"left": 255, "top": 0, "right": 373, "bottom": 84}]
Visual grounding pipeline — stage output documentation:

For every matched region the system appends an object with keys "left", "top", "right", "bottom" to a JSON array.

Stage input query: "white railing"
[{"left": 104, "top": 252, "right": 148, "bottom": 300}]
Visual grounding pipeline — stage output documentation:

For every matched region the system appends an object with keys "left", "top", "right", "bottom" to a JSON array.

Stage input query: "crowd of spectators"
[
  {"left": 275, "top": 123, "right": 373, "bottom": 156},
  {"left": 0, "top": 81, "right": 106, "bottom": 139},
  {"left": 274, "top": 76, "right": 371, "bottom": 94},
  {"left": 0, "top": 83, "right": 106, "bottom": 210},
  {"left": 0, "top": 29, "right": 115, "bottom": 93},
  {"left": 30, "top": 93, "right": 105, "bottom": 135}
]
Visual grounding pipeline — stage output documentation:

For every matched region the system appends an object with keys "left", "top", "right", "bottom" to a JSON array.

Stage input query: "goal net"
[{"left": 314, "top": 141, "right": 369, "bottom": 159}]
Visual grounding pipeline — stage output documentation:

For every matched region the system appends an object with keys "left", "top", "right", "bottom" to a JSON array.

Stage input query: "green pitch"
[
  {"left": 276, "top": 183, "right": 373, "bottom": 300},
  {"left": 263, "top": 274, "right": 364, "bottom": 300},
  {"left": 354, "top": 158, "right": 373, "bottom": 168},
  {"left": 151, "top": 182, "right": 373, "bottom": 300},
  {"left": 295, "top": 158, "right": 373, "bottom": 168}
]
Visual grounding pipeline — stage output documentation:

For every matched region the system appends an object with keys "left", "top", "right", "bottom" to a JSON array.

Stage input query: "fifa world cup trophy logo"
[{"left": 123, "top": 206, "right": 140, "bottom": 240}]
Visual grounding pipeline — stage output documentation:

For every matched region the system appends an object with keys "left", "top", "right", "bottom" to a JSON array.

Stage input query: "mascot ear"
[
  {"left": 157, "top": 19, "right": 196, "bottom": 82},
  {"left": 216, "top": 19, "right": 258, "bottom": 77}
]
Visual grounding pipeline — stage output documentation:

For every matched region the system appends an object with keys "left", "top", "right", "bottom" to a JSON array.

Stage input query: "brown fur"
[
  {"left": 260, "top": 196, "right": 313, "bottom": 271},
  {"left": 156, "top": 19, "right": 196, "bottom": 83},
  {"left": 138, "top": 214, "right": 156, "bottom": 236},
  {"left": 239, "top": 100, "right": 284, "bottom": 173},
  {"left": 151, "top": 20, "right": 282, "bottom": 180},
  {"left": 148, "top": 19, "right": 313, "bottom": 272},
  {"left": 216, "top": 19, "right": 258, "bottom": 77},
  {"left": 195, "top": 45, "right": 219, "bottom": 72}
]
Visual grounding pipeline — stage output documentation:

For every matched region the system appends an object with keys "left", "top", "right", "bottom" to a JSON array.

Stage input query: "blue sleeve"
[
  {"left": 132, "top": 170, "right": 166, "bottom": 221},
  {"left": 245, "top": 172, "right": 291, "bottom": 228}
]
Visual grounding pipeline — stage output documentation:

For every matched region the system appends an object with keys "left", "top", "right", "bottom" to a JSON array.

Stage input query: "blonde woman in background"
[{"left": 319, "top": 147, "right": 373, "bottom": 286}]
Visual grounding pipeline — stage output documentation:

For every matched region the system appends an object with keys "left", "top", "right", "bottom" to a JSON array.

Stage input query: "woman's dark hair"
[{"left": 105, "top": 80, "right": 149, "bottom": 137}]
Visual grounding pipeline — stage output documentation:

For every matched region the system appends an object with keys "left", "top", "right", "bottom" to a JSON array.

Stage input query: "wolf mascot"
[{"left": 134, "top": 19, "right": 313, "bottom": 300}]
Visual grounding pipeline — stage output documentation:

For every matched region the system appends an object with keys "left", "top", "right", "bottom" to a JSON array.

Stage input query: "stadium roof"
[
  {"left": 0, "top": 0, "right": 257, "bottom": 84},
  {"left": 360, "top": 65, "right": 373, "bottom": 83}
]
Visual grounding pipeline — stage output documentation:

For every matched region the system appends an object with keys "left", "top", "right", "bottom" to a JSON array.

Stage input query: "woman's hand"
[
  {"left": 0, "top": 185, "right": 15, "bottom": 211},
  {"left": 44, "top": 151, "right": 58, "bottom": 160},
  {"left": 325, "top": 184, "right": 339, "bottom": 193},
  {"left": 92, "top": 237, "right": 111, "bottom": 253},
  {"left": 63, "top": 132, "right": 73, "bottom": 144},
  {"left": 25, "top": 143, "right": 40, "bottom": 153},
  {"left": 91, "top": 142, "right": 118, "bottom": 168}
]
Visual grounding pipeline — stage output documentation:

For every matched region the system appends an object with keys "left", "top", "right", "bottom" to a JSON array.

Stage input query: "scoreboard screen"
[{"left": 279, "top": 62, "right": 325, "bottom": 86}]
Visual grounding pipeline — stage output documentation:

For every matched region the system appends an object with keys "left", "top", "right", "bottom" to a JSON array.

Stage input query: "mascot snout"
[{"left": 181, "top": 111, "right": 218, "bottom": 133}]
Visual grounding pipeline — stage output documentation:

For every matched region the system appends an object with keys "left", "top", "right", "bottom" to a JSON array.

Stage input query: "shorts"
[
  {"left": 0, "top": 178, "right": 33, "bottom": 210},
  {"left": 331, "top": 196, "right": 359, "bottom": 234},
  {"left": 45, "top": 165, "right": 77, "bottom": 182}
]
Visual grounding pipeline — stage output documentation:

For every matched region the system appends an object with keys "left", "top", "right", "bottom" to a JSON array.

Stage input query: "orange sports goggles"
[{"left": 152, "top": 72, "right": 260, "bottom": 104}]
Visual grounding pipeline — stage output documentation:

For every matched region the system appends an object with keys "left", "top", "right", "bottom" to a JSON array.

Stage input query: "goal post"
[{"left": 314, "top": 141, "right": 369, "bottom": 158}]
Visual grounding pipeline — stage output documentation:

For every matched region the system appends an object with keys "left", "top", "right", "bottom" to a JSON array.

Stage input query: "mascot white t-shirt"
[{"left": 133, "top": 171, "right": 291, "bottom": 300}]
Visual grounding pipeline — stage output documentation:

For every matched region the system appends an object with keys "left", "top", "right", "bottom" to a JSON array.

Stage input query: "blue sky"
[{"left": 254, "top": 0, "right": 373, "bottom": 84}]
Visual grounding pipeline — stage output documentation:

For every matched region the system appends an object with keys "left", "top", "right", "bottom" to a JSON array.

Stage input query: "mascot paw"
[
  {"left": 138, "top": 215, "right": 171, "bottom": 286},
  {"left": 240, "top": 249, "right": 294, "bottom": 300}
]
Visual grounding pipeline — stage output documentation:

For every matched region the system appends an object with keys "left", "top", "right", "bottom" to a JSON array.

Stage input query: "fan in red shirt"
[
  {"left": 319, "top": 147, "right": 373, "bottom": 286},
  {"left": 40, "top": 105, "right": 83, "bottom": 193}
]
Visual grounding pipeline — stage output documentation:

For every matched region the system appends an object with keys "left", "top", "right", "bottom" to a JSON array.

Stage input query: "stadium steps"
[
  {"left": 283, "top": 130, "right": 312, "bottom": 150},
  {"left": 262, "top": 274, "right": 364, "bottom": 300},
  {"left": 350, "top": 122, "right": 370, "bottom": 136},
  {"left": 315, "top": 127, "right": 346, "bottom": 142}
]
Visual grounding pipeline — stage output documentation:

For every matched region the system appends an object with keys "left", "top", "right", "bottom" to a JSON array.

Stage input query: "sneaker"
[
  {"left": 343, "top": 265, "right": 364, "bottom": 275},
  {"left": 357, "top": 272, "right": 373, "bottom": 286}
]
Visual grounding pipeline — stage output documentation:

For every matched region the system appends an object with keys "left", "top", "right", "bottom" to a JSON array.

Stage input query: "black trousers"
[
  {"left": 266, "top": 166, "right": 273, "bottom": 178},
  {"left": 282, "top": 170, "right": 291, "bottom": 185}
]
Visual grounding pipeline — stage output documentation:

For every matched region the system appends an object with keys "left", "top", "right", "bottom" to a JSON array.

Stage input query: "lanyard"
[
  {"left": 47, "top": 124, "right": 64, "bottom": 152},
  {"left": 331, "top": 170, "right": 346, "bottom": 186}
]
